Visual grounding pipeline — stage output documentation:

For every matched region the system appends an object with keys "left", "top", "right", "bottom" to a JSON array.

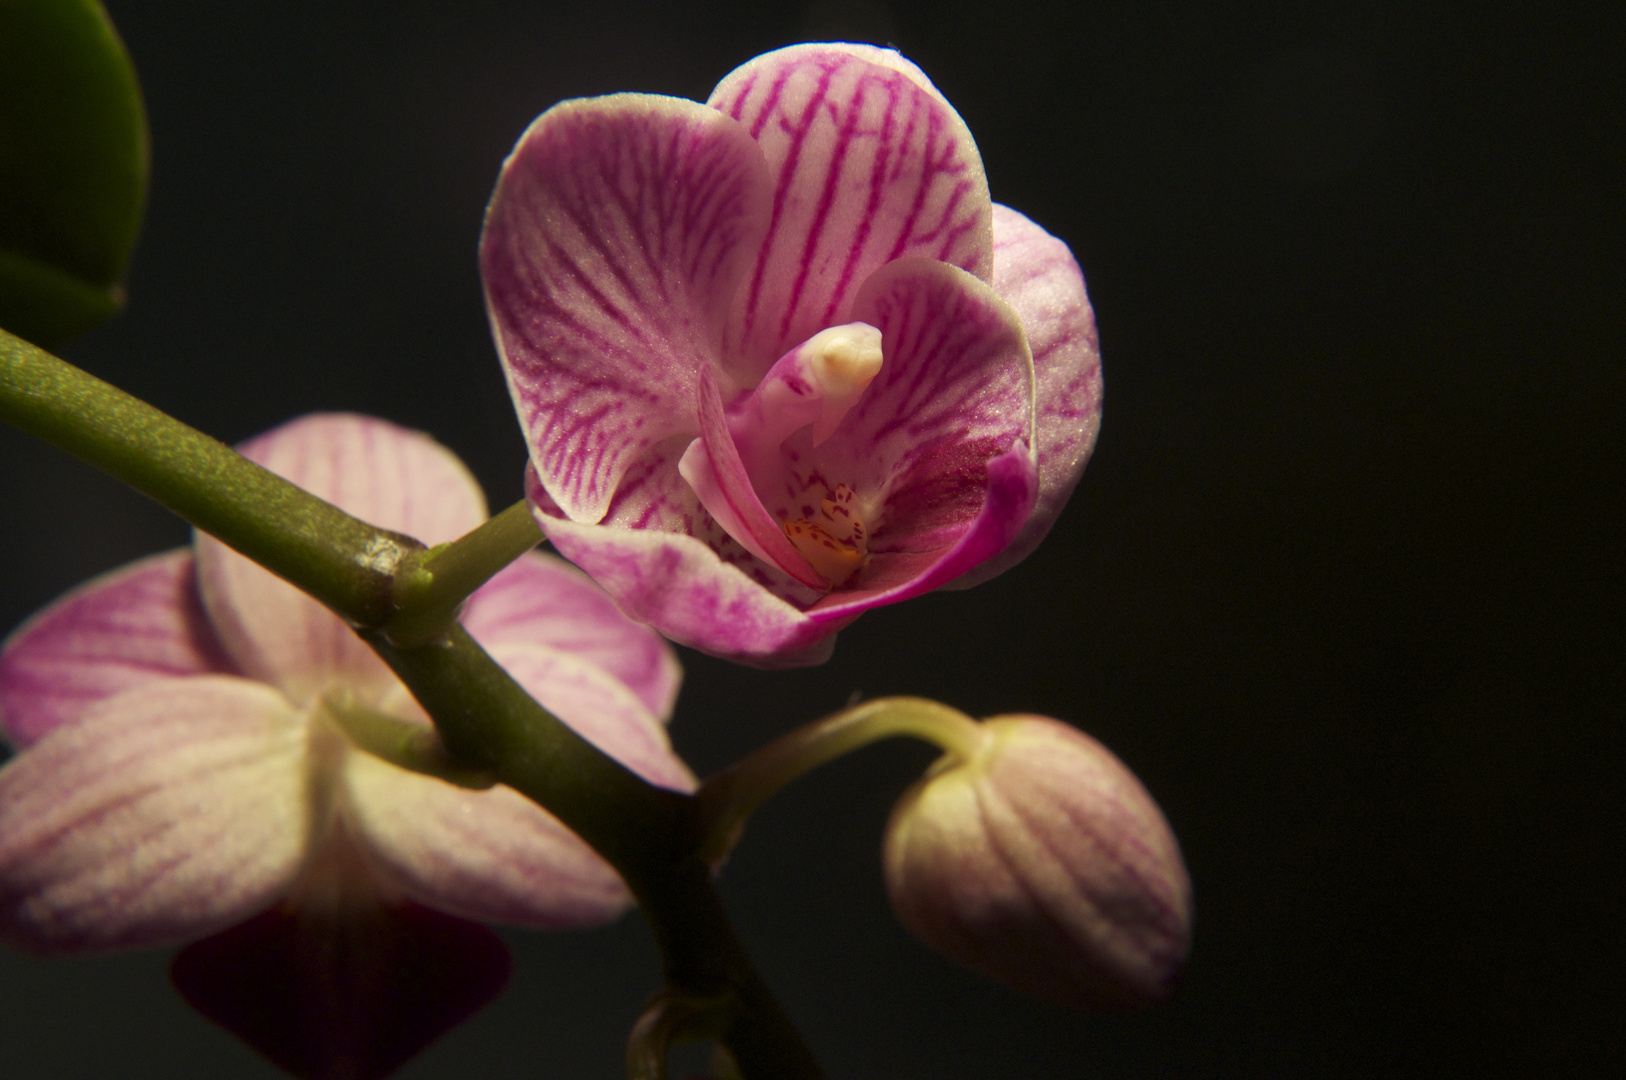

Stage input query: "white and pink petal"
[
  {"left": 951, "top": 205, "right": 1102, "bottom": 588},
  {"left": 709, "top": 44, "right": 993, "bottom": 375},
  {"left": 481, "top": 641, "right": 694, "bottom": 795},
  {"left": 538, "top": 513, "right": 845, "bottom": 667},
  {"left": 482, "top": 94, "right": 773, "bottom": 523},
  {"left": 340, "top": 751, "right": 630, "bottom": 930},
  {"left": 0, "top": 550, "right": 231, "bottom": 749},
  {"left": 460, "top": 551, "right": 682, "bottom": 722},
  {"left": 0, "top": 676, "right": 310, "bottom": 954},
  {"left": 196, "top": 414, "right": 487, "bottom": 706}
]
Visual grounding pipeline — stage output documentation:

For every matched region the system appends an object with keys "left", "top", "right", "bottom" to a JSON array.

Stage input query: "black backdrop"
[{"left": 1, "top": 1, "right": 1621, "bottom": 1076}]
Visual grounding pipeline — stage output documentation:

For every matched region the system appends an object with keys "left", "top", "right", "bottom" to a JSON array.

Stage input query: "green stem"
[
  {"left": 0, "top": 329, "right": 412, "bottom": 626},
  {"left": 320, "top": 691, "right": 497, "bottom": 790},
  {"left": 694, "top": 697, "right": 991, "bottom": 866},
  {"left": 1, "top": 331, "right": 824, "bottom": 1078},
  {"left": 361, "top": 623, "right": 687, "bottom": 872},
  {"left": 363, "top": 624, "right": 822, "bottom": 1079},
  {"left": 632, "top": 858, "right": 822, "bottom": 1080},
  {"left": 384, "top": 499, "right": 543, "bottom": 647}
]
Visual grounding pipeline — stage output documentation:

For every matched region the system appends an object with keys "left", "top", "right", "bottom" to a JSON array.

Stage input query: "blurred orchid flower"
[
  {"left": 483, "top": 43, "right": 1102, "bottom": 666},
  {"left": 0, "top": 414, "right": 691, "bottom": 1077}
]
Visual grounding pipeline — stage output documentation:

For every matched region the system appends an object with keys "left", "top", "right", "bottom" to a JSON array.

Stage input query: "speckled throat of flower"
[
  {"left": 680, "top": 321, "right": 885, "bottom": 593},
  {"left": 783, "top": 481, "right": 868, "bottom": 587}
]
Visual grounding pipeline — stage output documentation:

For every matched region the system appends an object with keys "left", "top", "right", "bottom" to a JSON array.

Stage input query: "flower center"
[
  {"left": 679, "top": 322, "right": 887, "bottom": 593},
  {"left": 782, "top": 483, "right": 868, "bottom": 586}
]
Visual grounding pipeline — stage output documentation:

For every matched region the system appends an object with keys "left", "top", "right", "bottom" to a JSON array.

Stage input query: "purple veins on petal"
[
  {"left": 482, "top": 95, "right": 773, "bottom": 523},
  {"left": 948, "top": 204, "right": 1102, "bottom": 589},
  {"left": 0, "top": 550, "right": 231, "bottom": 749},
  {"left": 0, "top": 677, "right": 309, "bottom": 954},
  {"left": 709, "top": 44, "right": 993, "bottom": 374},
  {"left": 485, "top": 44, "right": 1099, "bottom": 664},
  {"left": 1, "top": 412, "right": 694, "bottom": 951}
]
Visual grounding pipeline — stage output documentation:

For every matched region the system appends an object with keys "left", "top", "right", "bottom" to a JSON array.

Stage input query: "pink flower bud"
[{"left": 883, "top": 715, "right": 1192, "bottom": 1009}]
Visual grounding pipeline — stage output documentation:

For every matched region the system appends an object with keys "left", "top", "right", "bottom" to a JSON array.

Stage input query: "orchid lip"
[{"left": 680, "top": 322, "right": 884, "bottom": 592}]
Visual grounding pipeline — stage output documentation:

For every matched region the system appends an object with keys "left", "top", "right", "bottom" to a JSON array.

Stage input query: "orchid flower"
[
  {"left": 0, "top": 413, "right": 692, "bottom": 1077},
  {"left": 482, "top": 43, "right": 1102, "bottom": 666}
]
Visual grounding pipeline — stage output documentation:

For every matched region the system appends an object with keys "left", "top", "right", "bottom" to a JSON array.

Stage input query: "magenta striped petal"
[
  {"left": 0, "top": 677, "right": 309, "bottom": 954},
  {"left": 195, "top": 414, "right": 488, "bottom": 706},
  {"left": 482, "top": 94, "right": 773, "bottom": 523},
  {"left": 482, "top": 49, "right": 1101, "bottom": 665},
  {"left": 688, "top": 260, "right": 1034, "bottom": 597},
  {"left": 709, "top": 44, "right": 993, "bottom": 376},
  {"left": 528, "top": 260, "right": 1038, "bottom": 664},
  {"left": 0, "top": 550, "right": 232, "bottom": 749},
  {"left": 460, "top": 551, "right": 682, "bottom": 722},
  {"left": 950, "top": 205, "right": 1103, "bottom": 588},
  {"left": 537, "top": 445, "right": 1036, "bottom": 666}
]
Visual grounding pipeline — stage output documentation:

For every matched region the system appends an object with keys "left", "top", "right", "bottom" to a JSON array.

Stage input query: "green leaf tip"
[{"left": 0, "top": 0, "right": 149, "bottom": 349}]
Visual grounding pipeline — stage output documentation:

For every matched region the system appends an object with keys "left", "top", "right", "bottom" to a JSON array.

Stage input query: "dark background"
[{"left": 2, "top": 0, "right": 1621, "bottom": 1075}]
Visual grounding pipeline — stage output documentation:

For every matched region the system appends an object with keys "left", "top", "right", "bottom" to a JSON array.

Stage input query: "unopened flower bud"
[{"left": 883, "top": 715, "right": 1191, "bottom": 1009}]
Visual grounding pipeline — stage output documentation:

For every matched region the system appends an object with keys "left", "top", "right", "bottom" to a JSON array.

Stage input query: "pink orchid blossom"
[
  {"left": 0, "top": 414, "right": 692, "bottom": 1075},
  {"left": 482, "top": 43, "right": 1102, "bottom": 666}
]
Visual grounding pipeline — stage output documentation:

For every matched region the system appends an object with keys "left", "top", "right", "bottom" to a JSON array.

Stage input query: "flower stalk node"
[{"left": 382, "top": 499, "right": 543, "bottom": 648}]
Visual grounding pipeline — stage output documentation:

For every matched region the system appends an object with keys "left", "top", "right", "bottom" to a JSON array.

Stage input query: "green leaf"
[{"left": 0, "top": 0, "right": 147, "bottom": 349}]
